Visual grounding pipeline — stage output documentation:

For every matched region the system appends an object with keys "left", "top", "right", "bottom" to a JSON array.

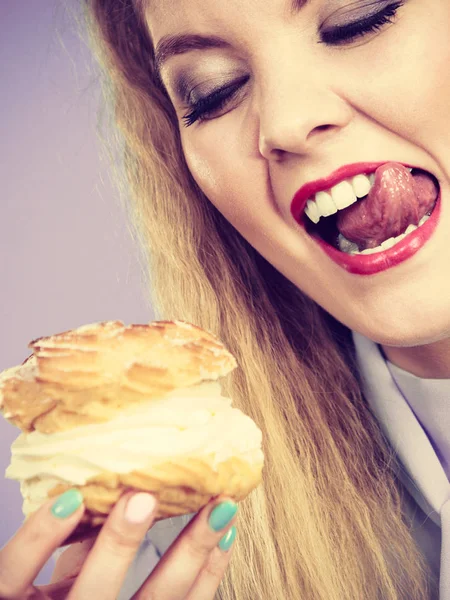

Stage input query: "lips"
[{"left": 290, "top": 162, "right": 412, "bottom": 226}]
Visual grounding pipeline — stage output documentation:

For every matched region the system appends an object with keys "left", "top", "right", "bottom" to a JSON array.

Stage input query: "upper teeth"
[{"left": 304, "top": 173, "right": 376, "bottom": 224}]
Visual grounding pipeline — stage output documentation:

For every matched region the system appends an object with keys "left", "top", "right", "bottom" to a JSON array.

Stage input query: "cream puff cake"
[{"left": 0, "top": 320, "right": 264, "bottom": 539}]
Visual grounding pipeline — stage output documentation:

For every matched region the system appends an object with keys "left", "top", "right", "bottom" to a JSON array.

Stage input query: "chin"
[{"left": 354, "top": 317, "right": 450, "bottom": 349}]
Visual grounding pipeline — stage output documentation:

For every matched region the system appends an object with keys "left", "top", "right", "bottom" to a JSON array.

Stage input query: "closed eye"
[
  {"left": 181, "top": 1, "right": 404, "bottom": 127},
  {"left": 319, "top": 1, "right": 404, "bottom": 45}
]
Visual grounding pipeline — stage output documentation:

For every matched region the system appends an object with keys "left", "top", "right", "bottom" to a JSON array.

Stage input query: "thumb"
[{"left": 50, "top": 536, "right": 97, "bottom": 583}]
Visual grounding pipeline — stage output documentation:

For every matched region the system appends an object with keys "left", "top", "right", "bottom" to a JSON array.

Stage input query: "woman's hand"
[{"left": 0, "top": 489, "right": 238, "bottom": 599}]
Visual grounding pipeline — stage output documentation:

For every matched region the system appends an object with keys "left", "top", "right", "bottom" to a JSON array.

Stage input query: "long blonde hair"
[{"left": 78, "top": 2, "right": 433, "bottom": 598}]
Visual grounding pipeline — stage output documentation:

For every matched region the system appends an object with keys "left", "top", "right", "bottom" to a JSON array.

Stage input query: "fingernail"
[
  {"left": 219, "top": 525, "right": 237, "bottom": 551},
  {"left": 208, "top": 500, "right": 238, "bottom": 532},
  {"left": 124, "top": 493, "right": 156, "bottom": 523},
  {"left": 51, "top": 489, "right": 83, "bottom": 519}
]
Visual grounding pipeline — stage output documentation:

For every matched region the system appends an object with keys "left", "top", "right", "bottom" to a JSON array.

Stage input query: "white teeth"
[
  {"left": 380, "top": 237, "right": 398, "bottom": 251},
  {"left": 315, "top": 191, "right": 337, "bottom": 219},
  {"left": 304, "top": 200, "right": 322, "bottom": 224},
  {"left": 304, "top": 172, "right": 376, "bottom": 224},
  {"left": 338, "top": 214, "right": 430, "bottom": 255},
  {"left": 352, "top": 174, "right": 372, "bottom": 198},
  {"left": 331, "top": 181, "right": 356, "bottom": 210},
  {"left": 305, "top": 199, "right": 321, "bottom": 223},
  {"left": 405, "top": 223, "right": 418, "bottom": 234}
]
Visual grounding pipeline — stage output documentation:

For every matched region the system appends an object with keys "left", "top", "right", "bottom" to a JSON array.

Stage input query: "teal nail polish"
[
  {"left": 208, "top": 500, "right": 238, "bottom": 532},
  {"left": 51, "top": 489, "right": 83, "bottom": 519},
  {"left": 219, "top": 526, "right": 237, "bottom": 552}
]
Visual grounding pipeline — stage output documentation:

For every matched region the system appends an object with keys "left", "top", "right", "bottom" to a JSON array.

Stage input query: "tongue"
[{"left": 336, "top": 163, "right": 438, "bottom": 250}]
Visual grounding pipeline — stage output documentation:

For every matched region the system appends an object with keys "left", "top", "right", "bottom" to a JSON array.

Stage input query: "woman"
[{"left": 0, "top": 0, "right": 448, "bottom": 598}]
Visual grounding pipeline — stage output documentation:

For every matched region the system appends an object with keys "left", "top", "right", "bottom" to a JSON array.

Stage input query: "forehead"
[
  {"left": 144, "top": 0, "right": 307, "bottom": 42},
  {"left": 145, "top": 0, "right": 224, "bottom": 39}
]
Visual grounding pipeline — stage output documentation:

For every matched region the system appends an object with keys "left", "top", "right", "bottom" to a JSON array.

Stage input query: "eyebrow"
[{"left": 154, "top": 0, "right": 308, "bottom": 79}]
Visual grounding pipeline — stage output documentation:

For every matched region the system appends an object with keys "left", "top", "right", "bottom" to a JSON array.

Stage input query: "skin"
[{"left": 146, "top": 0, "right": 450, "bottom": 379}]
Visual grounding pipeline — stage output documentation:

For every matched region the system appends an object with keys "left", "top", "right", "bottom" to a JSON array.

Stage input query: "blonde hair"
[{"left": 78, "top": 2, "right": 433, "bottom": 598}]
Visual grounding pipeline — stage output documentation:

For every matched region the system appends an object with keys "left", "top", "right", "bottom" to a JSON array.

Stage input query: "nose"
[{"left": 258, "top": 72, "right": 353, "bottom": 160}]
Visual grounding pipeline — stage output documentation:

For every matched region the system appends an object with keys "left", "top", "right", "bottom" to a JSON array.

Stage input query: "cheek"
[
  {"left": 415, "top": 37, "right": 450, "bottom": 151},
  {"left": 358, "top": 12, "right": 450, "bottom": 145},
  {"left": 392, "top": 41, "right": 450, "bottom": 141},
  {"left": 181, "top": 126, "right": 273, "bottom": 236}
]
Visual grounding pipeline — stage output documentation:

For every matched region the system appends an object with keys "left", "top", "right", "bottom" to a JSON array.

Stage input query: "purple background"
[{"left": 1, "top": 2, "right": 154, "bottom": 583}]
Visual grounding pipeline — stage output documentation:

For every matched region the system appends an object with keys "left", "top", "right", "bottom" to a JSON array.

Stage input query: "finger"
[
  {"left": 0, "top": 489, "right": 85, "bottom": 599},
  {"left": 39, "top": 577, "right": 78, "bottom": 600},
  {"left": 67, "top": 491, "right": 157, "bottom": 600},
  {"left": 185, "top": 526, "right": 237, "bottom": 600},
  {"left": 50, "top": 536, "right": 97, "bottom": 583},
  {"left": 62, "top": 523, "right": 101, "bottom": 547},
  {"left": 134, "top": 496, "right": 238, "bottom": 600}
]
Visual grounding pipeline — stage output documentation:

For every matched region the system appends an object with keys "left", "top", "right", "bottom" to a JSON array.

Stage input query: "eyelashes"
[
  {"left": 181, "top": 1, "right": 405, "bottom": 128},
  {"left": 182, "top": 76, "right": 250, "bottom": 128},
  {"left": 320, "top": 1, "right": 404, "bottom": 45}
]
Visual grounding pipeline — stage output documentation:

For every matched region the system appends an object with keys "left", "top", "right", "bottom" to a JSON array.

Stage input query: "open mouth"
[{"left": 302, "top": 166, "right": 440, "bottom": 254}]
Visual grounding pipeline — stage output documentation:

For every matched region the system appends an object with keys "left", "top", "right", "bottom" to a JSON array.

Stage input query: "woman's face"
[{"left": 145, "top": 0, "right": 450, "bottom": 375}]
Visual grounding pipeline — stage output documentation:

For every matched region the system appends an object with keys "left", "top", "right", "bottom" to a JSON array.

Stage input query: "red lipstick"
[{"left": 290, "top": 162, "right": 441, "bottom": 276}]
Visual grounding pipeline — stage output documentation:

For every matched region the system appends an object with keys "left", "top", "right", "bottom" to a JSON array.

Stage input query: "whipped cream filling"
[{"left": 6, "top": 382, "right": 263, "bottom": 515}]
